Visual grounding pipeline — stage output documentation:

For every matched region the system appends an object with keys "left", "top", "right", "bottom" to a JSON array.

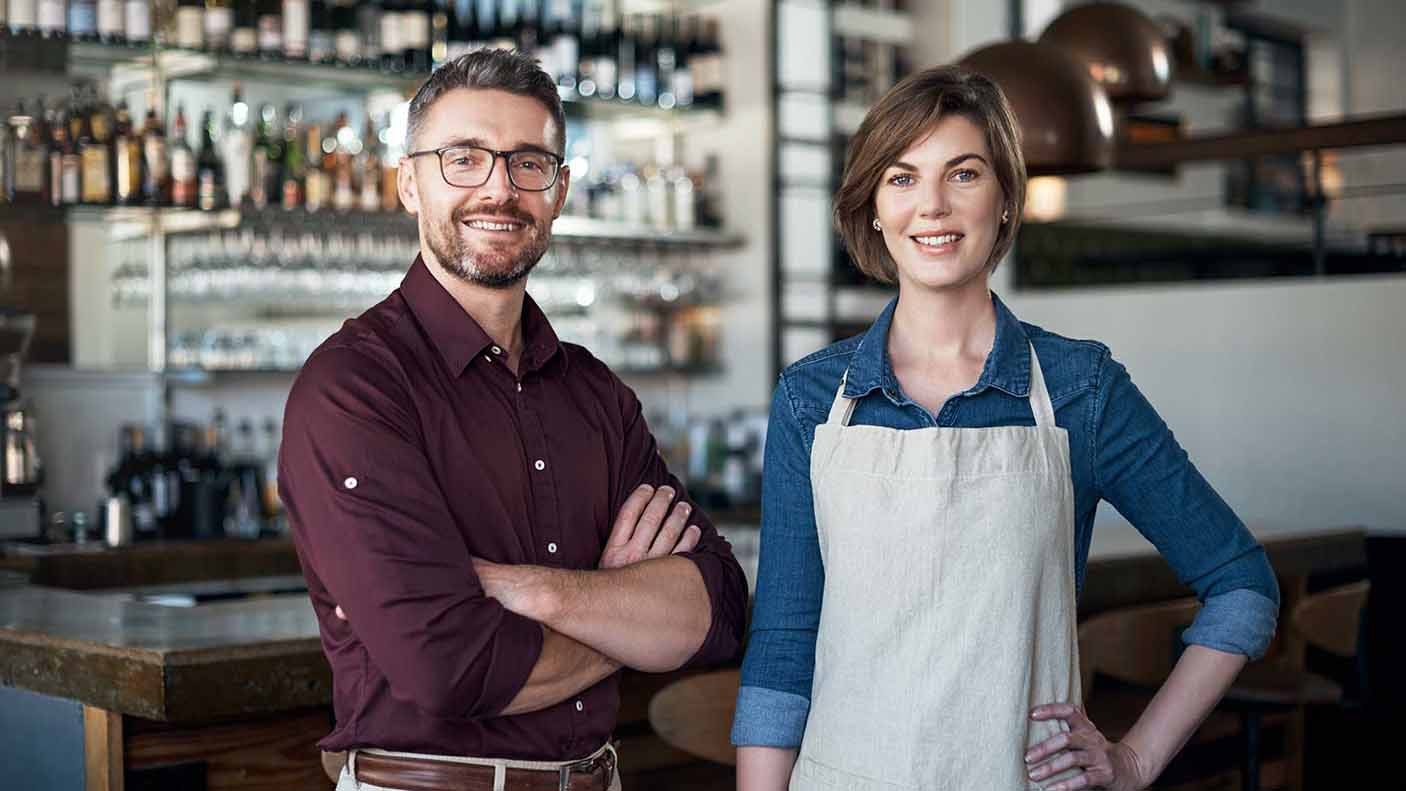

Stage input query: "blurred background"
[{"left": 0, "top": 0, "right": 1401, "bottom": 789}]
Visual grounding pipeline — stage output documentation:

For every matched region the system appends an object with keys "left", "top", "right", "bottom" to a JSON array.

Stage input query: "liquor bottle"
[
  {"left": 107, "top": 426, "right": 157, "bottom": 539},
  {"left": 654, "top": 14, "right": 676, "bottom": 109},
  {"left": 301, "top": 118, "right": 325, "bottom": 211},
  {"left": 401, "top": 0, "right": 429, "bottom": 72},
  {"left": 279, "top": 103, "right": 303, "bottom": 208},
  {"left": 222, "top": 85, "right": 252, "bottom": 207},
  {"left": 379, "top": 112, "right": 399, "bottom": 211},
  {"left": 69, "top": 0, "right": 99, "bottom": 41},
  {"left": 51, "top": 109, "right": 82, "bottom": 206},
  {"left": 330, "top": 111, "right": 355, "bottom": 211},
  {"left": 9, "top": 0, "right": 39, "bottom": 36},
  {"left": 356, "top": 114, "right": 381, "bottom": 211},
  {"left": 169, "top": 105, "right": 196, "bottom": 207},
  {"left": 281, "top": 0, "right": 307, "bottom": 58},
  {"left": 691, "top": 16, "right": 723, "bottom": 109},
  {"left": 123, "top": 0, "right": 150, "bottom": 45},
  {"left": 195, "top": 107, "right": 223, "bottom": 210},
  {"left": 112, "top": 101, "right": 143, "bottom": 204},
  {"left": 175, "top": 0, "right": 203, "bottom": 49},
  {"left": 550, "top": 0, "right": 578, "bottom": 94},
  {"left": 633, "top": 15, "right": 657, "bottom": 106},
  {"left": 356, "top": 0, "right": 381, "bottom": 65},
  {"left": 141, "top": 106, "right": 169, "bottom": 204},
  {"left": 306, "top": 0, "right": 332, "bottom": 62},
  {"left": 256, "top": 0, "right": 281, "bottom": 56},
  {"left": 80, "top": 93, "right": 114, "bottom": 205},
  {"left": 250, "top": 103, "right": 281, "bottom": 208},
  {"left": 331, "top": 0, "right": 359, "bottom": 64},
  {"left": 37, "top": 0, "right": 67, "bottom": 37},
  {"left": 378, "top": 0, "right": 402, "bottom": 72},
  {"left": 615, "top": 12, "right": 635, "bottom": 102},
  {"left": 204, "top": 0, "right": 233, "bottom": 51},
  {"left": 671, "top": 15, "right": 694, "bottom": 108},
  {"left": 230, "top": 0, "right": 257, "bottom": 54},
  {"left": 97, "top": 0, "right": 125, "bottom": 43},
  {"left": 8, "top": 102, "right": 50, "bottom": 205}
]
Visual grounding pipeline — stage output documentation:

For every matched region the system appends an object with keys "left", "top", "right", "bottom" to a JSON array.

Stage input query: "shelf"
[{"left": 0, "top": 205, "right": 742, "bottom": 248}]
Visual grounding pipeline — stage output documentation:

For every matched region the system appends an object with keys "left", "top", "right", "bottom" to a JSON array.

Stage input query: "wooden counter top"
[{"left": 0, "top": 525, "right": 1367, "bottom": 724}]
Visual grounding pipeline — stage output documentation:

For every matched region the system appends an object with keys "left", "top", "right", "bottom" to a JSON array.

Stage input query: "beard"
[{"left": 424, "top": 201, "right": 552, "bottom": 289}]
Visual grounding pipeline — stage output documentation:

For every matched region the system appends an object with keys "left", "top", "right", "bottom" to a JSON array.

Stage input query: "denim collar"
[{"left": 844, "top": 291, "right": 1032, "bottom": 402}]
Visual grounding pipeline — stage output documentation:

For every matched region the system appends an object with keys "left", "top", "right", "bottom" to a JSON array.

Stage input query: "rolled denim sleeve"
[
  {"left": 1092, "top": 350, "right": 1279, "bottom": 659},
  {"left": 732, "top": 376, "right": 826, "bottom": 748}
]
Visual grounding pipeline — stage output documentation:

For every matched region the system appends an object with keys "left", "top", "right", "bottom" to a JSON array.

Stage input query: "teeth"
[
  {"left": 467, "top": 220, "right": 520, "bottom": 231},
  {"left": 915, "top": 233, "right": 961, "bottom": 246}
]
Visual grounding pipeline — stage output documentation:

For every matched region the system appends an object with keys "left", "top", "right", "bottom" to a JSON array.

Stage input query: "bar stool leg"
[{"left": 1241, "top": 709, "right": 1262, "bottom": 791}]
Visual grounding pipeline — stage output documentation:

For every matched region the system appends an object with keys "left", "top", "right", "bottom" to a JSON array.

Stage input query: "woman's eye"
[
  {"left": 887, "top": 173, "right": 914, "bottom": 187},
  {"left": 951, "top": 168, "right": 979, "bottom": 182}
]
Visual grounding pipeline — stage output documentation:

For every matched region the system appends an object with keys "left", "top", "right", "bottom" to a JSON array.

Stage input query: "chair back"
[{"left": 1077, "top": 598, "right": 1201, "bottom": 702}]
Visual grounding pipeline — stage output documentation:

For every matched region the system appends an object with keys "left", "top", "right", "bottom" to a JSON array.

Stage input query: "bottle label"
[
  {"left": 379, "top": 12, "right": 403, "bottom": 55},
  {"left": 231, "top": 27, "right": 257, "bottom": 53},
  {"left": 258, "top": 14, "right": 282, "bottom": 52},
  {"left": 9, "top": 0, "right": 37, "bottom": 28},
  {"left": 97, "top": 0, "right": 123, "bottom": 36},
  {"left": 176, "top": 6, "right": 204, "bottom": 49},
  {"left": 124, "top": 0, "right": 150, "bottom": 41},
  {"left": 14, "top": 149, "right": 46, "bottom": 193},
  {"left": 144, "top": 136, "right": 169, "bottom": 182},
  {"left": 171, "top": 149, "right": 196, "bottom": 182},
  {"left": 116, "top": 139, "right": 142, "bottom": 201},
  {"left": 82, "top": 146, "right": 112, "bottom": 202},
  {"left": 204, "top": 6, "right": 233, "bottom": 44},
  {"left": 62, "top": 155, "right": 82, "bottom": 204},
  {"left": 198, "top": 169, "right": 219, "bottom": 210},
  {"left": 69, "top": 1, "right": 97, "bottom": 35},
  {"left": 38, "top": 0, "right": 66, "bottom": 32},
  {"left": 282, "top": 0, "right": 309, "bottom": 57}
]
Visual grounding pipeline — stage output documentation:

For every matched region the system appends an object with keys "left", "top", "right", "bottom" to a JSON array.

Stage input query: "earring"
[
  {"left": 872, "top": 218, "right": 882, "bottom": 231},
  {"left": 1001, "top": 209, "right": 1010, "bottom": 224}
]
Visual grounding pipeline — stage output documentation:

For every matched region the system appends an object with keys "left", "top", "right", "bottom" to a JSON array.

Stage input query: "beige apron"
[{"left": 792, "top": 344, "right": 1081, "bottom": 791}]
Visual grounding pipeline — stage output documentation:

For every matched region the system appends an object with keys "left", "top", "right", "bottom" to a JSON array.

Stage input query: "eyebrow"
[
  {"left": 889, "top": 152, "right": 990, "bottom": 171},
  {"left": 435, "top": 136, "right": 561, "bottom": 158}
]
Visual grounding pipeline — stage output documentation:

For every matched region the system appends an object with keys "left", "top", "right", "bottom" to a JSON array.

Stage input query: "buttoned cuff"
[
  {"left": 1182, "top": 588, "right": 1279, "bottom": 660},
  {"left": 731, "top": 685, "right": 810, "bottom": 748}
]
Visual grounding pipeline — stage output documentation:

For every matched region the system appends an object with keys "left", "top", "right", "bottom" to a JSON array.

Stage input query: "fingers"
[
  {"left": 671, "top": 525, "right": 702, "bottom": 555},
  {"left": 1027, "top": 749, "right": 1089, "bottom": 782},
  {"left": 606, "top": 484, "right": 656, "bottom": 547},
  {"left": 1030, "top": 702, "right": 1088, "bottom": 727},
  {"left": 1025, "top": 729, "right": 1073, "bottom": 765},
  {"left": 647, "top": 499, "right": 692, "bottom": 558},
  {"left": 626, "top": 485, "right": 676, "bottom": 556}
]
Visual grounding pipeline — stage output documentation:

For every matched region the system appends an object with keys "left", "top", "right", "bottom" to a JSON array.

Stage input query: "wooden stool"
[{"left": 647, "top": 669, "right": 740, "bottom": 767}]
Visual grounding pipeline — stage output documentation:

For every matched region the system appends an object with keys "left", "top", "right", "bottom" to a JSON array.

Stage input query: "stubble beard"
[{"left": 426, "top": 203, "right": 552, "bottom": 289}]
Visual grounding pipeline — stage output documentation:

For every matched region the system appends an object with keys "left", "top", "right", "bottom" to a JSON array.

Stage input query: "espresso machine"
[{"left": 0, "top": 308, "right": 42, "bottom": 540}]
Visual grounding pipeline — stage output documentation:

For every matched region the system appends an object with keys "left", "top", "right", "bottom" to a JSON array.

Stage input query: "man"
[{"left": 279, "top": 49, "right": 748, "bottom": 791}]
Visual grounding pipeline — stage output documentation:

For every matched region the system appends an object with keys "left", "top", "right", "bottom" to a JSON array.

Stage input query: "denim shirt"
[{"left": 731, "top": 292, "right": 1280, "bottom": 748}]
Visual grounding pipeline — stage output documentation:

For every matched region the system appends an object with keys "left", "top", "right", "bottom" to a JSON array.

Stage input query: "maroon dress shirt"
[{"left": 279, "top": 256, "right": 748, "bottom": 760}]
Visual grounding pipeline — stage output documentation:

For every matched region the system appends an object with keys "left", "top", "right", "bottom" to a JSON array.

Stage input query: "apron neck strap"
[
  {"left": 1027, "top": 343, "right": 1056, "bottom": 428},
  {"left": 826, "top": 371, "right": 858, "bottom": 426}
]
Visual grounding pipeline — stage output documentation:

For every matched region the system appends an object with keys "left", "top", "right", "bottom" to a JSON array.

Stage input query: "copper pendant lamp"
[
  {"left": 960, "top": 41, "right": 1116, "bottom": 176},
  {"left": 1038, "top": 2, "right": 1174, "bottom": 104}
]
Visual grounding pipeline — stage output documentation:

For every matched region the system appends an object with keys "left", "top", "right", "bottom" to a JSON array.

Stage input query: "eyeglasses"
[{"left": 406, "top": 145, "right": 564, "bottom": 192}]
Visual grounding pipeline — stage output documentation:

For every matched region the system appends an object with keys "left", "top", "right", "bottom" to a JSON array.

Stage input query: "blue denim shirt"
[{"left": 731, "top": 292, "right": 1280, "bottom": 748}]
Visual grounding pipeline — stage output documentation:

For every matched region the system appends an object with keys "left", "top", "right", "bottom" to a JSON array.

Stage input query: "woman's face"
[{"left": 872, "top": 114, "right": 1006, "bottom": 294}]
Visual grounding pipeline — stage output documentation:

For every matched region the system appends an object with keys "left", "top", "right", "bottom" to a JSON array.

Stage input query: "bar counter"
[{"left": 0, "top": 524, "right": 1368, "bottom": 791}]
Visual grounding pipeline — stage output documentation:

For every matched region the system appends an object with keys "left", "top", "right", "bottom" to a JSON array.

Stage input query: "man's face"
[{"left": 400, "top": 88, "right": 569, "bottom": 289}]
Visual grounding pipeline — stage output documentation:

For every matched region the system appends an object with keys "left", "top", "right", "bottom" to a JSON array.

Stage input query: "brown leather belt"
[{"left": 350, "top": 746, "right": 616, "bottom": 791}]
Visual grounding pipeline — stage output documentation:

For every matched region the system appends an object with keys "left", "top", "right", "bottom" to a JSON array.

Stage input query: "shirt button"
[
  {"left": 534, "top": 459, "right": 546, "bottom": 471},
  {"left": 547, "top": 542, "right": 558, "bottom": 554},
  {"left": 574, "top": 700, "right": 584, "bottom": 712},
  {"left": 483, "top": 355, "right": 492, "bottom": 363},
  {"left": 491, "top": 345, "right": 502, "bottom": 355},
  {"left": 516, "top": 382, "right": 523, "bottom": 393},
  {"left": 343, "top": 477, "right": 358, "bottom": 489}
]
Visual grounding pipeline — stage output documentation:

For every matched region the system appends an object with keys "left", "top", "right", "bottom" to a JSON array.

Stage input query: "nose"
[
  {"left": 918, "top": 179, "right": 951, "bottom": 220},
  {"left": 475, "top": 153, "right": 518, "bottom": 203}
]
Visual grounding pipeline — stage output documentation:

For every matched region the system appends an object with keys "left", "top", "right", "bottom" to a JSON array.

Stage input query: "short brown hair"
[
  {"left": 834, "top": 65, "right": 1026, "bottom": 284},
  {"left": 407, "top": 48, "right": 566, "bottom": 154}
]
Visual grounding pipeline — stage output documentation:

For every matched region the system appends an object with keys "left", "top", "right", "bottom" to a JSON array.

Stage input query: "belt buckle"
[{"left": 557, "top": 744, "right": 615, "bottom": 791}]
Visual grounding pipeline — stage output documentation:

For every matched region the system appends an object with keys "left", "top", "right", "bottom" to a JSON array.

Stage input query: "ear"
[
  {"left": 398, "top": 157, "right": 420, "bottom": 216},
  {"left": 552, "top": 165, "right": 571, "bottom": 219}
]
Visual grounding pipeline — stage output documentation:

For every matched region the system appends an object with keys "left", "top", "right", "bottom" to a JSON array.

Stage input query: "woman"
[{"left": 732, "top": 65, "right": 1279, "bottom": 791}]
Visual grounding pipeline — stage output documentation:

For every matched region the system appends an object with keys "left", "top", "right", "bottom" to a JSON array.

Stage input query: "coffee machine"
[{"left": 0, "top": 309, "right": 42, "bottom": 540}]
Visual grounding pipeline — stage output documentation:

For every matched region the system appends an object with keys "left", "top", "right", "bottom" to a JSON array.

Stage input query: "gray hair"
[{"left": 406, "top": 48, "right": 567, "bottom": 154}]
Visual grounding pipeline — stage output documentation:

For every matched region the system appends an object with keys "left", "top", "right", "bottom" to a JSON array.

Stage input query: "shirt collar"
[
  {"left": 844, "top": 290, "right": 1032, "bottom": 400},
  {"left": 400, "top": 255, "right": 565, "bottom": 377}
]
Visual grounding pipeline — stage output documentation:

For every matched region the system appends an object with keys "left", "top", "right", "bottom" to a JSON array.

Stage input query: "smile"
[
  {"left": 913, "top": 233, "right": 963, "bottom": 247},
  {"left": 464, "top": 219, "right": 525, "bottom": 232}
]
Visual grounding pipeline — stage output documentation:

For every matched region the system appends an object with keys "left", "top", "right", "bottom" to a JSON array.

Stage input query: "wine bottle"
[
  {"left": 175, "top": 0, "right": 205, "bottom": 50},
  {"left": 80, "top": 92, "right": 114, "bottom": 205},
  {"left": 141, "top": 106, "right": 169, "bottom": 205},
  {"left": 205, "top": 0, "right": 233, "bottom": 51},
  {"left": 279, "top": 103, "right": 303, "bottom": 208},
  {"left": 8, "top": 102, "right": 50, "bottom": 205},
  {"left": 195, "top": 107, "right": 223, "bottom": 210},
  {"left": 113, "top": 101, "right": 143, "bottom": 205},
  {"left": 282, "top": 0, "right": 308, "bottom": 59},
  {"left": 249, "top": 103, "right": 281, "bottom": 208},
  {"left": 169, "top": 105, "right": 197, "bottom": 207},
  {"left": 222, "top": 85, "right": 252, "bottom": 207},
  {"left": 302, "top": 119, "right": 325, "bottom": 211},
  {"left": 356, "top": 114, "right": 381, "bottom": 211}
]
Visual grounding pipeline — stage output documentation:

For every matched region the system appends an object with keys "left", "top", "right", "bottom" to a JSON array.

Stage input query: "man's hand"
[{"left": 600, "top": 484, "right": 701, "bottom": 569}]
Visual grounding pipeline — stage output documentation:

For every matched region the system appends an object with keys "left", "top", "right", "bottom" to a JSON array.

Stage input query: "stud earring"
[
  {"left": 1001, "top": 209, "right": 1010, "bottom": 224},
  {"left": 872, "top": 218, "right": 882, "bottom": 231}
]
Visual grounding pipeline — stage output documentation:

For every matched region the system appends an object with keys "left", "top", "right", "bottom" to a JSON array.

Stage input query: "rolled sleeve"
[
  {"left": 734, "top": 376, "right": 826, "bottom": 748},
  {"left": 1092, "top": 350, "right": 1280, "bottom": 656},
  {"left": 281, "top": 345, "right": 544, "bottom": 719},
  {"left": 611, "top": 374, "right": 749, "bottom": 670}
]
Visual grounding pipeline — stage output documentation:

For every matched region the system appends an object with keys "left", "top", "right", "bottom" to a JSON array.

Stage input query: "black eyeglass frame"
[{"left": 404, "top": 145, "right": 565, "bottom": 192}]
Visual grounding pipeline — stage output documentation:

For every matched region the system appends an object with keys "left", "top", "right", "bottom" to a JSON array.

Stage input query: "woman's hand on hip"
[{"left": 1025, "top": 703, "right": 1148, "bottom": 791}]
